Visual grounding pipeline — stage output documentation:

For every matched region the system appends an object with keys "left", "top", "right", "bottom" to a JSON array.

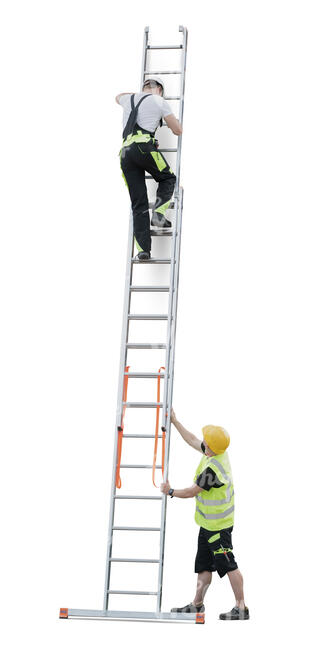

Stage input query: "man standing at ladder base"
[
  {"left": 161, "top": 409, "right": 250, "bottom": 621},
  {"left": 116, "top": 78, "right": 182, "bottom": 260}
]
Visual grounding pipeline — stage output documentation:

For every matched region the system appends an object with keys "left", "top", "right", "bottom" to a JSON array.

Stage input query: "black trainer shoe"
[
  {"left": 219, "top": 606, "right": 250, "bottom": 620},
  {"left": 151, "top": 213, "right": 172, "bottom": 228},
  {"left": 171, "top": 602, "right": 205, "bottom": 613},
  {"left": 136, "top": 251, "right": 150, "bottom": 260}
]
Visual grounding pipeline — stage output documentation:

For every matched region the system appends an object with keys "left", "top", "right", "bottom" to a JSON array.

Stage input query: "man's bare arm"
[
  {"left": 171, "top": 408, "right": 202, "bottom": 452},
  {"left": 171, "top": 483, "right": 203, "bottom": 498},
  {"left": 164, "top": 114, "right": 183, "bottom": 135},
  {"left": 161, "top": 480, "right": 203, "bottom": 498}
]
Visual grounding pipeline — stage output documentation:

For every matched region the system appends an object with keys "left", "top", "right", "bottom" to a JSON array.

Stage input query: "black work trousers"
[{"left": 120, "top": 139, "right": 176, "bottom": 253}]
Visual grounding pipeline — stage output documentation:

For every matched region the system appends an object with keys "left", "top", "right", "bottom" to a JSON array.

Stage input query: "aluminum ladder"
[{"left": 60, "top": 24, "right": 202, "bottom": 624}]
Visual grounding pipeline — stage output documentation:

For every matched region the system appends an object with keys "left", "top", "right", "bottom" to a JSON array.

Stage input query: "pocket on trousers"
[
  {"left": 207, "top": 532, "right": 222, "bottom": 554},
  {"left": 137, "top": 142, "right": 152, "bottom": 155},
  {"left": 150, "top": 150, "right": 167, "bottom": 172}
]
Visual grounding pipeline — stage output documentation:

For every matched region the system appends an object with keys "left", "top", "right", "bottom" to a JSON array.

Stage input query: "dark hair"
[{"left": 143, "top": 80, "right": 163, "bottom": 95}]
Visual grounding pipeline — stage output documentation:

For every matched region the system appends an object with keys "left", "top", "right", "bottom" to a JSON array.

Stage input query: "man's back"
[{"left": 118, "top": 92, "right": 173, "bottom": 133}]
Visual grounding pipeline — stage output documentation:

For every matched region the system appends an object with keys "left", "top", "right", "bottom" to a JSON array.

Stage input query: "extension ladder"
[{"left": 60, "top": 24, "right": 202, "bottom": 624}]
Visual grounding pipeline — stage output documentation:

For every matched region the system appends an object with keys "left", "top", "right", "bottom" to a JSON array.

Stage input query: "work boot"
[
  {"left": 135, "top": 251, "right": 150, "bottom": 261},
  {"left": 171, "top": 602, "right": 205, "bottom": 613},
  {"left": 151, "top": 212, "right": 172, "bottom": 228},
  {"left": 219, "top": 606, "right": 250, "bottom": 620}
]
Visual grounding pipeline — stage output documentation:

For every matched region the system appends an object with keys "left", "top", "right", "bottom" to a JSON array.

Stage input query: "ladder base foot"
[
  {"left": 196, "top": 612, "right": 205, "bottom": 624},
  {"left": 59, "top": 608, "right": 68, "bottom": 619}
]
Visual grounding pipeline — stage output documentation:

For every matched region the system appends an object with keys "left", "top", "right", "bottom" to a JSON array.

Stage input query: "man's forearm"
[
  {"left": 172, "top": 487, "right": 195, "bottom": 498},
  {"left": 161, "top": 479, "right": 201, "bottom": 499}
]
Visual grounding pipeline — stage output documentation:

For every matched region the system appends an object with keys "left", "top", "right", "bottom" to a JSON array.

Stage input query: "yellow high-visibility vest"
[{"left": 193, "top": 451, "right": 235, "bottom": 531}]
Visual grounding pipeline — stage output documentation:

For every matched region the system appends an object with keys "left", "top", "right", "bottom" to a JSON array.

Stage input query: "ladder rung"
[
  {"left": 151, "top": 230, "right": 173, "bottom": 237},
  {"left": 112, "top": 526, "right": 161, "bottom": 531},
  {"left": 164, "top": 96, "right": 181, "bottom": 100},
  {"left": 128, "top": 314, "right": 168, "bottom": 320},
  {"left": 144, "top": 70, "right": 182, "bottom": 75},
  {"left": 124, "top": 372, "right": 165, "bottom": 378},
  {"left": 123, "top": 434, "right": 163, "bottom": 438},
  {"left": 120, "top": 464, "right": 162, "bottom": 469},
  {"left": 109, "top": 558, "right": 160, "bottom": 563},
  {"left": 145, "top": 173, "right": 174, "bottom": 179},
  {"left": 114, "top": 495, "right": 162, "bottom": 500},
  {"left": 130, "top": 286, "right": 170, "bottom": 292},
  {"left": 126, "top": 344, "right": 166, "bottom": 350},
  {"left": 122, "top": 401, "right": 163, "bottom": 407},
  {"left": 157, "top": 148, "right": 177, "bottom": 153},
  {"left": 108, "top": 590, "right": 158, "bottom": 595},
  {"left": 132, "top": 258, "right": 172, "bottom": 264},
  {"left": 147, "top": 45, "right": 183, "bottom": 50}
]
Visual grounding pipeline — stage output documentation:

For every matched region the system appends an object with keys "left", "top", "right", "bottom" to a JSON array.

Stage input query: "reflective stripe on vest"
[
  {"left": 196, "top": 490, "right": 235, "bottom": 507},
  {"left": 195, "top": 505, "right": 235, "bottom": 520}
]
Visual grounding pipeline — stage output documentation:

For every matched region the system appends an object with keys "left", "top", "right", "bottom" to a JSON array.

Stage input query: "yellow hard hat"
[{"left": 202, "top": 425, "right": 230, "bottom": 455}]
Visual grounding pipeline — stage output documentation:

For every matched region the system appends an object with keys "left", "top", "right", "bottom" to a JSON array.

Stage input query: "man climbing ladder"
[{"left": 116, "top": 77, "right": 183, "bottom": 260}]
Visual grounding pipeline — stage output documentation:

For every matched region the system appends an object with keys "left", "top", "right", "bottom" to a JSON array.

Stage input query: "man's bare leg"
[
  {"left": 192, "top": 571, "right": 212, "bottom": 606},
  {"left": 227, "top": 569, "right": 245, "bottom": 608}
]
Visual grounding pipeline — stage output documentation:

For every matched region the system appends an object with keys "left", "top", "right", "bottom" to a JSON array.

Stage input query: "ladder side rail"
[
  {"left": 156, "top": 187, "right": 184, "bottom": 612},
  {"left": 104, "top": 24, "right": 150, "bottom": 611},
  {"left": 161, "top": 189, "right": 184, "bottom": 436},
  {"left": 103, "top": 212, "right": 134, "bottom": 610},
  {"left": 174, "top": 26, "right": 188, "bottom": 194},
  {"left": 156, "top": 196, "right": 180, "bottom": 453},
  {"left": 140, "top": 27, "right": 149, "bottom": 91},
  {"left": 154, "top": 26, "right": 188, "bottom": 610},
  {"left": 157, "top": 27, "right": 187, "bottom": 430},
  {"left": 163, "top": 188, "right": 184, "bottom": 431},
  {"left": 152, "top": 197, "right": 180, "bottom": 603}
]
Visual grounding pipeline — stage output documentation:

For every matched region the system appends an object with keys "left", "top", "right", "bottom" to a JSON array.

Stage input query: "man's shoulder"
[
  {"left": 151, "top": 94, "right": 168, "bottom": 107},
  {"left": 210, "top": 452, "right": 233, "bottom": 477},
  {"left": 118, "top": 93, "right": 133, "bottom": 106}
]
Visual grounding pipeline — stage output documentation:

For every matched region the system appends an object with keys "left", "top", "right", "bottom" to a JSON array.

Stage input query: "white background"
[{"left": 1, "top": 1, "right": 328, "bottom": 648}]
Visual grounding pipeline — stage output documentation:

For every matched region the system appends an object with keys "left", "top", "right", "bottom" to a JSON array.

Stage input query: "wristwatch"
[{"left": 168, "top": 488, "right": 174, "bottom": 498}]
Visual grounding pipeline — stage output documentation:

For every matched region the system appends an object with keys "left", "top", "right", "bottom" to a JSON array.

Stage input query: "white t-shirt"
[{"left": 119, "top": 92, "right": 173, "bottom": 133}]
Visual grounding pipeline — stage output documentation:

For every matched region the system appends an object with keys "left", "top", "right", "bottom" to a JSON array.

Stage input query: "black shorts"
[{"left": 194, "top": 526, "right": 238, "bottom": 578}]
